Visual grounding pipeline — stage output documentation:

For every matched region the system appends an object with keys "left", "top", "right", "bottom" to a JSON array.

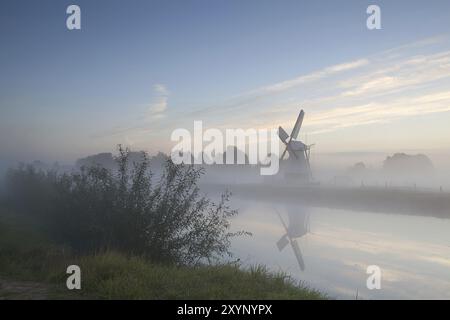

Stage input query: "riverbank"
[
  {"left": 201, "top": 183, "right": 450, "bottom": 218},
  {"left": 0, "top": 213, "right": 325, "bottom": 300}
]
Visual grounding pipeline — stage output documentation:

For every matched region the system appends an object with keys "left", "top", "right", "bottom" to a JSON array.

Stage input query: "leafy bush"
[{"left": 5, "top": 146, "right": 247, "bottom": 265}]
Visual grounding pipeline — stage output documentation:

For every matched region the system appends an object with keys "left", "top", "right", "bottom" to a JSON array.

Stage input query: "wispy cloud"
[
  {"left": 91, "top": 83, "right": 170, "bottom": 140},
  {"left": 244, "top": 58, "right": 369, "bottom": 97},
  {"left": 339, "top": 50, "right": 450, "bottom": 97},
  {"left": 213, "top": 36, "right": 450, "bottom": 135},
  {"left": 102, "top": 35, "right": 450, "bottom": 152},
  {"left": 305, "top": 90, "right": 450, "bottom": 134},
  {"left": 148, "top": 84, "right": 169, "bottom": 119}
]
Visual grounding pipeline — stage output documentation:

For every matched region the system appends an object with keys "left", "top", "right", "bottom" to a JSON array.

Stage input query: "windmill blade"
[
  {"left": 290, "top": 110, "right": 305, "bottom": 140},
  {"left": 276, "top": 209, "right": 289, "bottom": 231},
  {"left": 276, "top": 210, "right": 290, "bottom": 251},
  {"left": 276, "top": 234, "right": 289, "bottom": 251},
  {"left": 290, "top": 239, "right": 305, "bottom": 271},
  {"left": 278, "top": 126, "right": 289, "bottom": 142},
  {"left": 280, "top": 147, "right": 288, "bottom": 160},
  {"left": 278, "top": 126, "right": 290, "bottom": 160}
]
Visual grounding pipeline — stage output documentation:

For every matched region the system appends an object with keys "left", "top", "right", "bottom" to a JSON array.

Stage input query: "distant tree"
[
  {"left": 75, "top": 152, "right": 116, "bottom": 170},
  {"left": 383, "top": 153, "right": 434, "bottom": 175},
  {"left": 348, "top": 162, "right": 366, "bottom": 175}
]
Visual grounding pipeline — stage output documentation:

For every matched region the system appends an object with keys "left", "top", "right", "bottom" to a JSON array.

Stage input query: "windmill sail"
[
  {"left": 276, "top": 234, "right": 289, "bottom": 251},
  {"left": 291, "top": 240, "right": 305, "bottom": 271},
  {"left": 290, "top": 110, "right": 304, "bottom": 140},
  {"left": 278, "top": 126, "right": 289, "bottom": 143}
]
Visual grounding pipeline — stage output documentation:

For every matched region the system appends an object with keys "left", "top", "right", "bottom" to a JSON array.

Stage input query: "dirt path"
[{"left": 0, "top": 278, "right": 49, "bottom": 300}]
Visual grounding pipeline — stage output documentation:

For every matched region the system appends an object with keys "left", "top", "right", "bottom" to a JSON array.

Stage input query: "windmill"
[
  {"left": 275, "top": 207, "right": 310, "bottom": 271},
  {"left": 278, "top": 110, "right": 314, "bottom": 180}
]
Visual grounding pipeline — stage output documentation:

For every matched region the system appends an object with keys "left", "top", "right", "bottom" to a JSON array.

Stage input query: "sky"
[{"left": 1, "top": 0, "right": 450, "bottom": 164}]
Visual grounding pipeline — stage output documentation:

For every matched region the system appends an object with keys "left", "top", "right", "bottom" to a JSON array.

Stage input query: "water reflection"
[
  {"left": 276, "top": 206, "right": 309, "bottom": 271},
  {"left": 229, "top": 199, "right": 450, "bottom": 299}
]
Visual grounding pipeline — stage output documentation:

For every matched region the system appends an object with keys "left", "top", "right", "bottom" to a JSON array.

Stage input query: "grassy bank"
[{"left": 0, "top": 211, "right": 325, "bottom": 300}]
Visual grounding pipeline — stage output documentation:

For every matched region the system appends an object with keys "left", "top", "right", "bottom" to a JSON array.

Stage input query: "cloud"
[
  {"left": 91, "top": 83, "right": 171, "bottom": 141},
  {"left": 100, "top": 35, "right": 450, "bottom": 151},
  {"left": 154, "top": 83, "right": 169, "bottom": 95},
  {"left": 244, "top": 58, "right": 369, "bottom": 97},
  {"left": 148, "top": 84, "right": 169, "bottom": 118},
  {"left": 273, "top": 89, "right": 450, "bottom": 135},
  {"left": 176, "top": 57, "right": 371, "bottom": 121},
  {"left": 213, "top": 36, "right": 450, "bottom": 135},
  {"left": 173, "top": 36, "right": 450, "bottom": 134},
  {"left": 149, "top": 100, "right": 167, "bottom": 115},
  {"left": 339, "top": 50, "right": 450, "bottom": 97}
]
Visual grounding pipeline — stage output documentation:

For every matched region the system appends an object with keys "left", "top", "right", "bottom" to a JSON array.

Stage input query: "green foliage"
[{"left": 4, "top": 146, "right": 247, "bottom": 265}]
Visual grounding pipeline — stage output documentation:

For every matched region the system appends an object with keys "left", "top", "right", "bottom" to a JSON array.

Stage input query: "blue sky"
[{"left": 1, "top": 0, "right": 450, "bottom": 162}]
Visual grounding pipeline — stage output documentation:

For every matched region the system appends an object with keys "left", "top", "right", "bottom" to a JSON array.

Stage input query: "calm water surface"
[{"left": 228, "top": 199, "right": 450, "bottom": 299}]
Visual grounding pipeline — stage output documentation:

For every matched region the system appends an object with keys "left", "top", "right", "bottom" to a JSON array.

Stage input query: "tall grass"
[{"left": 56, "top": 252, "right": 325, "bottom": 299}]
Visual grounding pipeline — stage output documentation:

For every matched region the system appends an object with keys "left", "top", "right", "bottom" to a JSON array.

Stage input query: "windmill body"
[{"left": 278, "top": 109, "right": 314, "bottom": 182}]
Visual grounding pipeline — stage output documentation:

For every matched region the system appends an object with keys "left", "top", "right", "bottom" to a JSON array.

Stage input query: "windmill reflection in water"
[{"left": 276, "top": 206, "right": 310, "bottom": 271}]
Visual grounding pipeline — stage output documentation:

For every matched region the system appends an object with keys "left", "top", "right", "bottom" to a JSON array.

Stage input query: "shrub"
[{"left": 5, "top": 146, "right": 248, "bottom": 265}]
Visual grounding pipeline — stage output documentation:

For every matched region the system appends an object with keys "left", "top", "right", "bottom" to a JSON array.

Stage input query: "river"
[{"left": 228, "top": 199, "right": 450, "bottom": 299}]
